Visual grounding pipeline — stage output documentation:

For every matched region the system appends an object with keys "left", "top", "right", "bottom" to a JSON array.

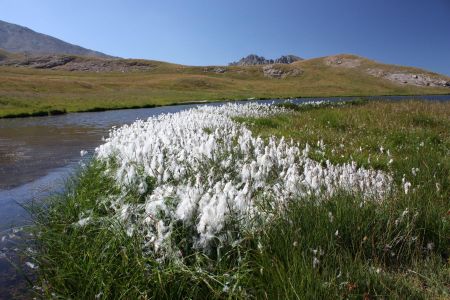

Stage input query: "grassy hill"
[{"left": 0, "top": 53, "right": 449, "bottom": 117}]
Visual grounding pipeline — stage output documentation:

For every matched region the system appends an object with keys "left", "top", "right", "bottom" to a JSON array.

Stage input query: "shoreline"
[{"left": 1, "top": 93, "right": 450, "bottom": 119}]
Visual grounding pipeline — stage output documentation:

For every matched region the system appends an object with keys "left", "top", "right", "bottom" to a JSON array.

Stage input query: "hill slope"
[
  {"left": 0, "top": 20, "right": 112, "bottom": 58},
  {"left": 0, "top": 52, "right": 449, "bottom": 117}
]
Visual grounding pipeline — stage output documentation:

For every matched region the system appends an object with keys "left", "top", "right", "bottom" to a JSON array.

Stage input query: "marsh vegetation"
[{"left": 28, "top": 100, "right": 449, "bottom": 299}]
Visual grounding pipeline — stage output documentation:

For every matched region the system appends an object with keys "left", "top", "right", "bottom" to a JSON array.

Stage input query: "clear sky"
[{"left": 1, "top": 0, "right": 450, "bottom": 75}]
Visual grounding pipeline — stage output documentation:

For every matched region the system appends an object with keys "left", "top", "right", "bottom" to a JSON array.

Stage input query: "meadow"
[
  {"left": 1, "top": 54, "right": 449, "bottom": 118},
  {"left": 28, "top": 100, "right": 449, "bottom": 299}
]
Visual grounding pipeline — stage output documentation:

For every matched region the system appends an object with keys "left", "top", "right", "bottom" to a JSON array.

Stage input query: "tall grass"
[
  {"left": 248, "top": 191, "right": 449, "bottom": 299},
  {"left": 241, "top": 100, "right": 450, "bottom": 298},
  {"left": 29, "top": 100, "right": 449, "bottom": 299},
  {"left": 30, "top": 161, "right": 254, "bottom": 299}
]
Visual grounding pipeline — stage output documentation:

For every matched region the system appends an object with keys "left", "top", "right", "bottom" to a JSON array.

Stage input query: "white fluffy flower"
[{"left": 92, "top": 103, "right": 393, "bottom": 258}]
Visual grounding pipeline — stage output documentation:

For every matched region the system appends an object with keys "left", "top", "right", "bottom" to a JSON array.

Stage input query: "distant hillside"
[
  {"left": 1, "top": 51, "right": 449, "bottom": 118},
  {"left": 229, "top": 54, "right": 303, "bottom": 66},
  {"left": 0, "top": 20, "right": 112, "bottom": 58},
  {"left": 0, "top": 51, "right": 160, "bottom": 72},
  {"left": 1, "top": 51, "right": 448, "bottom": 87}
]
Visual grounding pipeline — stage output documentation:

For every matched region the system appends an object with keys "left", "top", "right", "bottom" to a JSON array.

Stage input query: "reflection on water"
[{"left": 0, "top": 126, "right": 102, "bottom": 189}]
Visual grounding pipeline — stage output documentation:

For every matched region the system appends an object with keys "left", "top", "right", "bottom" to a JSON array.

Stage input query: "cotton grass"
[{"left": 92, "top": 103, "right": 393, "bottom": 258}]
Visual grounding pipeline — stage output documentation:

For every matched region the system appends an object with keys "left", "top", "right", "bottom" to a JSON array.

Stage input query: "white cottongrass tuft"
[
  {"left": 402, "top": 175, "right": 412, "bottom": 194},
  {"left": 75, "top": 217, "right": 92, "bottom": 227},
  {"left": 25, "top": 262, "right": 37, "bottom": 269},
  {"left": 91, "top": 102, "right": 393, "bottom": 258}
]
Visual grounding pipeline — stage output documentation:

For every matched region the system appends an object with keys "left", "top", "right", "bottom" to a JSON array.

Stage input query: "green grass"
[
  {"left": 28, "top": 100, "right": 450, "bottom": 299},
  {"left": 1, "top": 54, "right": 449, "bottom": 117},
  {"left": 239, "top": 100, "right": 449, "bottom": 179},
  {"left": 248, "top": 193, "right": 449, "bottom": 299},
  {"left": 29, "top": 161, "right": 253, "bottom": 299}
]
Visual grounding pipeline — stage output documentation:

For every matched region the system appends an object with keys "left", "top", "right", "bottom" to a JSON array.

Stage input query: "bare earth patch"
[
  {"left": 324, "top": 55, "right": 362, "bottom": 68},
  {"left": 367, "top": 68, "right": 450, "bottom": 87},
  {"left": 262, "top": 65, "right": 303, "bottom": 78}
]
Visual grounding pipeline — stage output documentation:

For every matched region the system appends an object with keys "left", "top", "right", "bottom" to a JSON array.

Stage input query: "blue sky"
[{"left": 2, "top": 0, "right": 450, "bottom": 75}]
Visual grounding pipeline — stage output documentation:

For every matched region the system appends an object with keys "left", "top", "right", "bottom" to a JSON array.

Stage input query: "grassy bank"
[
  {"left": 239, "top": 100, "right": 450, "bottom": 298},
  {"left": 2, "top": 53, "right": 450, "bottom": 118},
  {"left": 29, "top": 100, "right": 449, "bottom": 299}
]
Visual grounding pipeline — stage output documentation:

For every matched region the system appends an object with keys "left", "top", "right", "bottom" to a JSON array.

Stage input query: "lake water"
[{"left": 0, "top": 94, "right": 449, "bottom": 297}]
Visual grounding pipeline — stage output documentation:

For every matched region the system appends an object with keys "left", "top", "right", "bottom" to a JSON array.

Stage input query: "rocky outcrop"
[
  {"left": 367, "top": 69, "right": 450, "bottom": 87},
  {"left": 14, "top": 55, "right": 76, "bottom": 69},
  {"left": 274, "top": 55, "right": 302, "bottom": 64},
  {"left": 229, "top": 54, "right": 302, "bottom": 66},
  {"left": 229, "top": 54, "right": 271, "bottom": 66},
  {"left": 0, "top": 55, "right": 156, "bottom": 72},
  {"left": 325, "top": 55, "right": 362, "bottom": 68},
  {"left": 324, "top": 54, "right": 450, "bottom": 88},
  {"left": 203, "top": 67, "right": 226, "bottom": 73},
  {"left": 262, "top": 65, "right": 302, "bottom": 79}
]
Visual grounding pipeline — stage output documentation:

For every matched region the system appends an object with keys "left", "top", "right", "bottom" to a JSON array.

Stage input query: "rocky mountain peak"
[
  {"left": 274, "top": 55, "right": 302, "bottom": 64},
  {"left": 229, "top": 54, "right": 302, "bottom": 66}
]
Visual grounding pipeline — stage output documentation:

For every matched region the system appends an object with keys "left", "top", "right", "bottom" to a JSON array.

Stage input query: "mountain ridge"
[
  {"left": 0, "top": 19, "right": 113, "bottom": 58},
  {"left": 229, "top": 54, "right": 303, "bottom": 66}
]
